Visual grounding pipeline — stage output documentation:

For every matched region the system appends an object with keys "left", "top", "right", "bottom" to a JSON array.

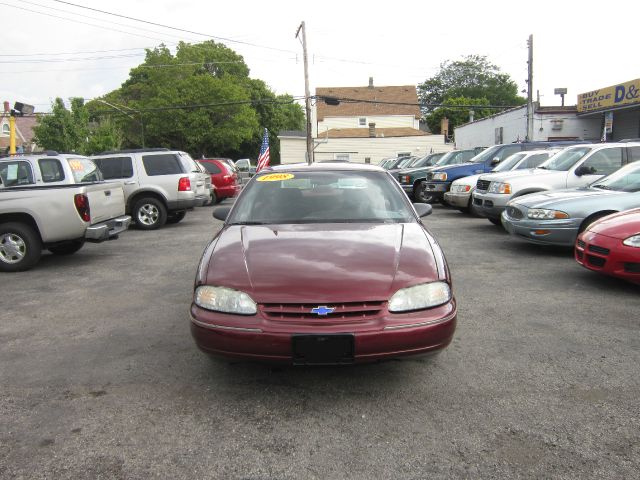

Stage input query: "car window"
[
  {"left": 628, "top": 146, "right": 640, "bottom": 162},
  {"left": 581, "top": 147, "right": 623, "bottom": 176},
  {"left": 591, "top": 162, "right": 640, "bottom": 192},
  {"left": 458, "top": 150, "right": 476, "bottom": 162},
  {"left": 493, "top": 153, "right": 527, "bottom": 172},
  {"left": 220, "top": 162, "right": 235, "bottom": 175},
  {"left": 0, "top": 160, "right": 34, "bottom": 187},
  {"left": 542, "top": 147, "right": 591, "bottom": 171},
  {"left": 519, "top": 152, "right": 551, "bottom": 169},
  {"left": 142, "top": 154, "right": 185, "bottom": 176},
  {"left": 199, "top": 161, "right": 222, "bottom": 174},
  {"left": 67, "top": 158, "right": 103, "bottom": 183},
  {"left": 229, "top": 171, "right": 415, "bottom": 224},
  {"left": 93, "top": 156, "right": 134, "bottom": 179},
  {"left": 38, "top": 158, "right": 65, "bottom": 183},
  {"left": 494, "top": 145, "right": 522, "bottom": 162}
]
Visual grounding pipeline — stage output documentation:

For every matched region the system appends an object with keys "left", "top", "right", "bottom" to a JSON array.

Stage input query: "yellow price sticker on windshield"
[
  {"left": 68, "top": 160, "right": 85, "bottom": 171},
  {"left": 257, "top": 173, "right": 295, "bottom": 182}
]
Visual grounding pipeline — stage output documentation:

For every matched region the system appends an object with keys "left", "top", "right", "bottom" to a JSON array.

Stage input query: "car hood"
[
  {"left": 200, "top": 223, "right": 442, "bottom": 303},
  {"left": 452, "top": 173, "right": 481, "bottom": 186},
  {"left": 397, "top": 165, "right": 437, "bottom": 175},
  {"left": 479, "top": 168, "right": 542, "bottom": 181},
  {"left": 511, "top": 187, "right": 629, "bottom": 209},
  {"left": 588, "top": 208, "right": 640, "bottom": 239},
  {"left": 431, "top": 162, "right": 475, "bottom": 172}
]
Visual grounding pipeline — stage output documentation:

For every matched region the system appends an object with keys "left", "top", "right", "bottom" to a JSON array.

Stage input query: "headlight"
[
  {"left": 453, "top": 184, "right": 471, "bottom": 193},
  {"left": 527, "top": 208, "right": 570, "bottom": 220},
  {"left": 488, "top": 182, "right": 512, "bottom": 194},
  {"left": 623, "top": 234, "right": 640, "bottom": 247},
  {"left": 432, "top": 172, "right": 447, "bottom": 181},
  {"left": 389, "top": 281, "right": 452, "bottom": 312},
  {"left": 194, "top": 285, "right": 257, "bottom": 315}
]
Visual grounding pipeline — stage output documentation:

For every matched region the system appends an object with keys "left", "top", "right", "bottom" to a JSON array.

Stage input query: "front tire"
[
  {"left": 133, "top": 197, "right": 167, "bottom": 230},
  {"left": 414, "top": 182, "right": 437, "bottom": 203},
  {"left": 0, "top": 222, "right": 42, "bottom": 272},
  {"left": 48, "top": 240, "right": 85, "bottom": 255}
]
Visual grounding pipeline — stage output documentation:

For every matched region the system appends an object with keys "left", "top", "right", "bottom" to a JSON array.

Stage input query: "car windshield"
[
  {"left": 590, "top": 163, "right": 640, "bottom": 192},
  {"left": 66, "top": 157, "right": 103, "bottom": 183},
  {"left": 540, "top": 147, "right": 592, "bottom": 171},
  {"left": 228, "top": 171, "right": 415, "bottom": 224},
  {"left": 493, "top": 153, "right": 527, "bottom": 172},
  {"left": 436, "top": 151, "right": 463, "bottom": 166},
  {"left": 470, "top": 145, "right": 502, "bottom": 163},
  {"left": 395, "top": 157, "right": 415, "bottom": 168}
]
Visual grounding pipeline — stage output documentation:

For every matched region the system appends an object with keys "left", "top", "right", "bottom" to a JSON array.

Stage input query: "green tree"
[
  {"left": 93, "top": 41, "right": 304, "bottom": 162},
  {"left": 426, "top": 97, "right": 491, "bottom": 138},
  {"left": 418, "top": 55, "right": 525, "bottom": 133},
  {"left": 34, "top": 98, "right": 123, "bottom": 155}
]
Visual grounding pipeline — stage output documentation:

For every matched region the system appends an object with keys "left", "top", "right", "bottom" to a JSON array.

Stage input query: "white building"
[
  {"left": 279, "top": 78, "right": 452, "bottom": 165},
  {"left": 453, "top": 104, "right": 601, "bottom": 149}
]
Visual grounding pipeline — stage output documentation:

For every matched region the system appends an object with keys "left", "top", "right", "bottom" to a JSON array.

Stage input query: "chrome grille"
[
  {"left": 260, "top": 301, "right": 385, "bottom": 322},
  {"left": 426, "top": 172, "right": 434, "bottom": 181},
  {"left": 506, "top": 206, "right": 523, "bottom": 220},
  {"left": 476, "top": 179, "right": 491, "bottom": 191}
]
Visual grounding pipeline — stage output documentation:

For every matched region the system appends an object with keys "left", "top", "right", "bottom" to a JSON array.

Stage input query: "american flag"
[{"left": 256, "top": 128, "right": 270, "bottom": 172}]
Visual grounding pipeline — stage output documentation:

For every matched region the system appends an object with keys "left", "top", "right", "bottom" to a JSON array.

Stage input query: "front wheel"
[
  {"left": 0, "top": 222, "right": 42, "bottom": 272},
  {"left": 133, "top": 197, "right": 167, "bottom": 230},
  {"left": 48, "top": 240, "right": 85, "bottom": 255},
  {"left": 414, "top": 182, "right": 437, "bottom": 203}
]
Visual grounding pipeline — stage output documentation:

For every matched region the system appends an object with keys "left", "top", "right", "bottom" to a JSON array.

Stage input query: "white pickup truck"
[{"left": 0, "top": 153, "right": 131, "bottom": 272}]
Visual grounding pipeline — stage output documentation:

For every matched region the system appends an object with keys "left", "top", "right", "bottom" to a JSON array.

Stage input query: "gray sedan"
[{"left": 502, "top": 160, "right": 640, "bottom": 246}]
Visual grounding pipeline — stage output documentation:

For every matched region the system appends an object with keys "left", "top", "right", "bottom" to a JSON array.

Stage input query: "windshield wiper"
[
  {"left": 228, "top": 221, "right": 266, "bottom": 225},
  {"left": 591, "top": 184, "right": 613, "bottom": 190}
]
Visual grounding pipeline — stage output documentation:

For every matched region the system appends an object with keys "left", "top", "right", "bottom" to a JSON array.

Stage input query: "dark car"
[
  {"left": 197, "top": 158, "right": 241, "bottom": 202},
  {"left": 190, "top": 163, "right": 457, "bottom": 364}
]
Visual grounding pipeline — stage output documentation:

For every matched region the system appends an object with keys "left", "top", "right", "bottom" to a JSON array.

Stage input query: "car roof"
[{"left": 265, "top": 162, "right": 385, "bottom": 173}]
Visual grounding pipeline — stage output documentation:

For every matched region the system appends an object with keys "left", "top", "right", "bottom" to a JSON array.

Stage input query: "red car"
[
  {"left": 197, "top": 158, "right": 241, "bottom": 202},
  {"left": 190, "top": 163, "right": 457, "bottom": 364},
  {"left": 575, "top": 208, "right": 640, "bottom": 284}
]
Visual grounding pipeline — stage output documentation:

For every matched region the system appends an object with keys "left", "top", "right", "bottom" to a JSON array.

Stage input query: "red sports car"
[
  {"left": 575, "top": 208, "right": 640, "bottom": 284},
  {"left": 197, "top": 158, "right": 241, "bottom": 202},
  {"left": 190, "top": 163, "right": 457, "bottom": 364}
]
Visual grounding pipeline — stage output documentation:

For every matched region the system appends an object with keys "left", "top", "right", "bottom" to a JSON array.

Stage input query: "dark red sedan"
[
  {"left": 196, "top": 158, "right": 241, "bottom": 202},
  {"left": 575, "top": 208, "right": 640, "bottom": 284},
  {"left": 190, "top": 163, "right": 457, "bottom": 364}
]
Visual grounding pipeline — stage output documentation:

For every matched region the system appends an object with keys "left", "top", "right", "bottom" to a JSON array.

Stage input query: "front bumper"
[
  {"left": 501, "top": 210, "right": 581, "bottom": 247},
  {"left": 444, "top": 191, "right": 472, "bottom": 208},
  {"left": 472, "top": 192, "right": 510, "bottom": 219},
  {"left": 85, "top": 215, "right": 131, "bottom": 242},
  {"left": 575, "top": 231, "right": 640, "bottom": 284},
  {"left": 190, "top": 300, "right": 457, "bottom": 364}
]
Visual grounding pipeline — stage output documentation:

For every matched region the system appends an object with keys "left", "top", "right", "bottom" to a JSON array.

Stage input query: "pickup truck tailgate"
[{"left": 85, "top": 183, "right": 126, "bottom": 224}]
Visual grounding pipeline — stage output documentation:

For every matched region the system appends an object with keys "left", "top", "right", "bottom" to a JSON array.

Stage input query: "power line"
[
  {"left": 0, "top": 46, "right": 150, "bottom": 57},
  {"left": 49, "top": 0, "right": 298, "bottom": 55}
]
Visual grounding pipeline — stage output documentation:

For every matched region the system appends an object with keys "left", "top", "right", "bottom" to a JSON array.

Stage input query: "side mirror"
[
  {"left": 413, "top": 203, "right": 432, "bottom": 218},
  {"left": 490, "top": 157, "right": 500, "bottom": 166},
  {"left": 575, "top": 165, "right": 595, "bottom": 176},
  {"left": 213, "top": 206, "right": 231, "bottom": 221}
]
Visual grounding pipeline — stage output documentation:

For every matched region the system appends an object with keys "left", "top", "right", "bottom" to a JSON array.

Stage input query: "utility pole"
[
  {"left": 296, "top": 21, "right": 313, "bottom": 165},
  {"left": 526, "top": 34, "right": 534, "bottom": 142}
]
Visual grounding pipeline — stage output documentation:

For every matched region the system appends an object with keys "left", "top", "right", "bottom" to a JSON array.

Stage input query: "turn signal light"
[{"left": 533, "top": 229, "right": 550, "bottom": 235}]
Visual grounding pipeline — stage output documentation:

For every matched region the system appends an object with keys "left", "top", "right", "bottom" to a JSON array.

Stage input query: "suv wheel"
[
  {"left": 0, "top": 222, "right": 42, "bottom": 272},
  {"left": 133, "top": 198, "right": 167, "bottom": 230}
]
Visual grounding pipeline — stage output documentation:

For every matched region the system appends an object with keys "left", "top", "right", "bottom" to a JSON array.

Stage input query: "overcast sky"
[{"left": 1, "top": 0, "right": 637, "bottom": 113}]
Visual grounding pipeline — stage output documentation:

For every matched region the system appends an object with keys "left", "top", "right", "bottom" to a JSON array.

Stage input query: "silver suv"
[{"left": 92, "top": 149, "right": 212, "bottom": 230}]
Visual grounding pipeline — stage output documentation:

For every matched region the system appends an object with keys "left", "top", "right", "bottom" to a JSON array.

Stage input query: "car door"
[
  {"left": 92, "top": 156, "right": 138, "bottom": 201},
  {"left": 567, "top": 147, "right": 624, "bottom": 188}
]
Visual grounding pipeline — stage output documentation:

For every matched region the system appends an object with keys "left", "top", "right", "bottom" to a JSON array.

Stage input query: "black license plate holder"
[{"left": 292, "top": 334, "right": 355, "bottom": 365}]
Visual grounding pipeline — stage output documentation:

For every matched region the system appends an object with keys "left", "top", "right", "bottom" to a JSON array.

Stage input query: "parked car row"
[
  {"left": 413, "top": 141, "right": 640, "bottom": 284},
  {"left": 0, "top": 148, "right": 244, "bottom": 272}
]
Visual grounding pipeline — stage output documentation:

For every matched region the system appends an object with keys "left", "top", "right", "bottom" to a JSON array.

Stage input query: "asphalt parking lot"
[{"left": 1, "top": 201, "right": 639, "bottom": 479}]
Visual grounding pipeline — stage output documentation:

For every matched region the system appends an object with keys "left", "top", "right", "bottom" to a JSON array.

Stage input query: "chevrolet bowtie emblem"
[{"left": 310, "top": 306, "right": 335, "bottom": 316}]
